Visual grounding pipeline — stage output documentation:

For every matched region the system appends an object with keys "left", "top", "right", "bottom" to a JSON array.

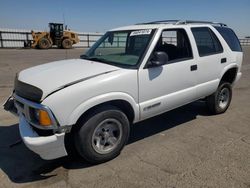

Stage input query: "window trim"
[
  {"left": 191, "top": 27, "right": 224, "bottom": 57},
  {"left": 144, "top": 28, "right": 194, "bottom": 69},
  {"left": 83, "top": 29, "right": 156, "bottom": 69}
]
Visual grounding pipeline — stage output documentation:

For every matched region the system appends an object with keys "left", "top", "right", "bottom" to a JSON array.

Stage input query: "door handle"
[
  {"left": 190, "top": 65, "right": 197, "bottom": 71},
  {"left": 221, "top": 58, "right": 227, "bottom": 63}
]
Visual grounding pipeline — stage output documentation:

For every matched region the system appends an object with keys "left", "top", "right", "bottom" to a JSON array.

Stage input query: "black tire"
[
  {"left": 74, "top": 105, "right": 130, "bottom": 164},
  {"left": 206, "top": 82, "right": 232, "bottom": 114},
  {"left": 62, "top": 38, "right": 72, "bottom": 49},
  {"left": 23, "top": 41, "right": 31, "bottom": 48},
  {"left": 38, "top": 38, "right": 51, "bottom": 49}
]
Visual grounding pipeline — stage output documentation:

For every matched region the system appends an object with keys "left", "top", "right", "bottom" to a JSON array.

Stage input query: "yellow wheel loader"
[{"left": 31, "top": 23, "right": 80, "bottom": 49}]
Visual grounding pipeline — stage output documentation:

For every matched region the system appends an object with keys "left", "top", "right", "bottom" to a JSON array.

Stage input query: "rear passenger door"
[{"left": 191, "top": 27, "right": 225, "bottom": 98}]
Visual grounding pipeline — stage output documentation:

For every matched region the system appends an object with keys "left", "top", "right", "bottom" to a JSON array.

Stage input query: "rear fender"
[{"left": 220, "top": 63, "right": 238, "bottom": 84}]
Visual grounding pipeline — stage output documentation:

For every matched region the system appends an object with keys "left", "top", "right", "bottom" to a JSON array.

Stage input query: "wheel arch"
[
  {"left": 67, "top": 92, "right": 140, "bottom": 126},
  {"left": 220, "top": 64, "right": 238, "bottom": 85},
  {"left": 62, "top": 36, "right": 70, "bottom": 40}
]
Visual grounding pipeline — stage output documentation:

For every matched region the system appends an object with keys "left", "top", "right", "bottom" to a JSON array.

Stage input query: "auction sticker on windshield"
[{"left": 130, "top": 29, "right": 152, "bottom": 36}]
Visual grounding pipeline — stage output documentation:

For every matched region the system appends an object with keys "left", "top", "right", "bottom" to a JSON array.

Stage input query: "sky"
[{"left": 0, "top": 0, "right": 249, "bottom": 37}]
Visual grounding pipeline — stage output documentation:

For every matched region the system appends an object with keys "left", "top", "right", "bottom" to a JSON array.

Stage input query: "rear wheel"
[
  {"left": 206, "top": 82, "right": 232, "bottom": 114},
  {"left": 62, "top": 38, "right": 72, "bottom": 49},
  {"left": 74, "top": 106, "right": 130, "bottom": 164},
  {"left": 38, "top": 38, "right": 51, "bottom": 49}
]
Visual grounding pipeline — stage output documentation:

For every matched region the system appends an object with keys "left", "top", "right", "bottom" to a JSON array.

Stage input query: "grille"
[{"left": 14, "top": 76, "right": 43, "bottom": 102}]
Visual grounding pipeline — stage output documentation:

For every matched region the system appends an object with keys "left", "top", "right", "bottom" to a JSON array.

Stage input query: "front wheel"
[
  {"left": 206, "top": 82, "right": 232, "bottom": 114},
  {"left": 74, "top": 106, "right": 130, "bottom": 164},
  {"left": 62, "top": 38, "right": 72, "bottom": 49}
]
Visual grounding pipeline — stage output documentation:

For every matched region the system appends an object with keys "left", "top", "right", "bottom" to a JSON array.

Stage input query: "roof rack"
[
  {"left": 136, "top": 20, "right": 180, "bottom": 25},
  {"left": 136, "top": 20, "right": 227, "bottom": 27},
  {"left": 175, "top": 20, "right": 227, "bottom": 27}
]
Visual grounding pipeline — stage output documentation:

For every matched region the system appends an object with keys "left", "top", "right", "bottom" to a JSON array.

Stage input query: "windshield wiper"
[
  {"left": 80, "top": 55, "right": 121, "bottom": 67},
  {"left": 80, "top": 55, "right": 106, "bottom": 63},
  {"left": 80, "top": 54, "right": 89, "bottom": 59},
  {"left": 85, "top": 57, "right": 113, "bottom": 64}
]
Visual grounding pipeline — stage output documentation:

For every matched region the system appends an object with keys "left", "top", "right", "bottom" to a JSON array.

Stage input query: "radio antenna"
[
  {"left": 63, "top": 13, "right": 68, "bottom": 59},
  {"left": 63, "top": 13, "right": 66, "bottom": 25}
]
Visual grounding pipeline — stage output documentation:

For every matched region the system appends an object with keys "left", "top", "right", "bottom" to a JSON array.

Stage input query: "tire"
[
  {"left": 38, "top": 38, "right": 51, "bottom": 49},
  {"left": 206, "top": 82, "right": 232, "bottom": 114},
  {"left": 74, "top": 106, "right": 130, "bottom": 164},
  {"left": 62, "top": 38, "right": 72, "bottom": 49}
]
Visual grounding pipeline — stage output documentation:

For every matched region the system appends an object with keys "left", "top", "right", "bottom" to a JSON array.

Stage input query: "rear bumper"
[
  {"left": 233, "top": 72, "right": 242, "bottom": 86},
  {"left": 19, "top": 115, "right": 68, "bottom": 160}
]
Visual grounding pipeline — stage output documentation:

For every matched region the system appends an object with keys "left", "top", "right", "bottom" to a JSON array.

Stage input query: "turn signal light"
[{"left": 39, "top": 110, "right": 52, "bottom": 126}]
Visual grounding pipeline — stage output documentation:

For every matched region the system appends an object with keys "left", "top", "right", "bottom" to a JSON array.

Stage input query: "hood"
[{"left": 17, "top": 59, "right": 120, "bottom": 100}]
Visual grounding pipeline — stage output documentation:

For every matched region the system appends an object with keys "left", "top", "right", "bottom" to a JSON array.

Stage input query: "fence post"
[
  {"left": 0, "top": 31, "right": 3, "bottom": 48},
  {"left": 26, "top": 32, "right": 29, "bottom": 46},
  {"left": 87, "top": 34, "right": 90, "bottom": 48}
]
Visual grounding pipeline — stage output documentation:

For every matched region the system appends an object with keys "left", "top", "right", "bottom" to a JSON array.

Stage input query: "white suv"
[{"left": 4, "top": 20, "right": 243, "bottom": 164}]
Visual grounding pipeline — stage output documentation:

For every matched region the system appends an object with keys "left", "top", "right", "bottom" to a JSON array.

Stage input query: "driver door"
[{"left": 139, "top": 28, "right": 197, "bottom": 120}]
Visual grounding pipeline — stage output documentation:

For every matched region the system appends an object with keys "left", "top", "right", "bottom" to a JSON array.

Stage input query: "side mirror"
[{"left": 149, "top": 51, "right": 168, "bottom": 67}]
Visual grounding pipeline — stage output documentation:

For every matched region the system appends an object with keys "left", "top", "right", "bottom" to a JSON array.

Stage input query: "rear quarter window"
[
  {"left": 191, "top": 27, "right": 223, "bottom": 57},
  {"left": 214, "top": 26, "right": 242, "bottom": 52}
]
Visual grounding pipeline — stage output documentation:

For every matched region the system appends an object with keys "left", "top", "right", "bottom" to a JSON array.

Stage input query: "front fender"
[{"left": 67, "top": 92, "right": 140, "bottom": 125}]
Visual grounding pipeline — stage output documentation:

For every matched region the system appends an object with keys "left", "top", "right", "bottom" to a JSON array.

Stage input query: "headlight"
[{"left": 14, "top": 93, "right": 58, "bottom": 129}]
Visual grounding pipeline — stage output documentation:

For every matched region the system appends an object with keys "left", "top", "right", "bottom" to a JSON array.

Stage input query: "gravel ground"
[{"left": 0, "top": 47, "right": 249, "bottom": 188}]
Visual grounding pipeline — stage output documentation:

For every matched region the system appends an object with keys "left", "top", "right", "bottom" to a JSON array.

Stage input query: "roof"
[{"left": 110, "top": 20, "right": 227, "bottom": 31}]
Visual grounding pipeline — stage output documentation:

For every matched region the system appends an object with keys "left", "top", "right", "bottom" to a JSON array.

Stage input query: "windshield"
[{"left": 81, "top": 29, "right": 155, "bottom": 68}]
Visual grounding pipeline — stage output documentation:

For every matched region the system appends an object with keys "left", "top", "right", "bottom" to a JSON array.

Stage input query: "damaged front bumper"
[
  {"left": 19, "top": 114, "right": 67, "bottom": 160},
  {"left": 3, "top": 94, "right": 68, "bottom": 160}
]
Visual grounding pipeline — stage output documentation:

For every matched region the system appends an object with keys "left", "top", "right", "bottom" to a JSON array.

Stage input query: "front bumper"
[
  {"left": 4, "top": 94, "right": 68, "bottom": 160},
  {"left": 19, "top": 114, "right": 68, "bottom": 160}
]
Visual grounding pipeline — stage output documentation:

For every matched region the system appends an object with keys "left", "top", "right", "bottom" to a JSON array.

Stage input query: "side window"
[
  {"left": 154, "top": 29, "right": 193, "bottom": 62},
  {"left": 191, "top": 27, "right": 223, "bottom": 56},
  {"left": 214, "top": 26, "right": 242, "bottom": 52}
]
